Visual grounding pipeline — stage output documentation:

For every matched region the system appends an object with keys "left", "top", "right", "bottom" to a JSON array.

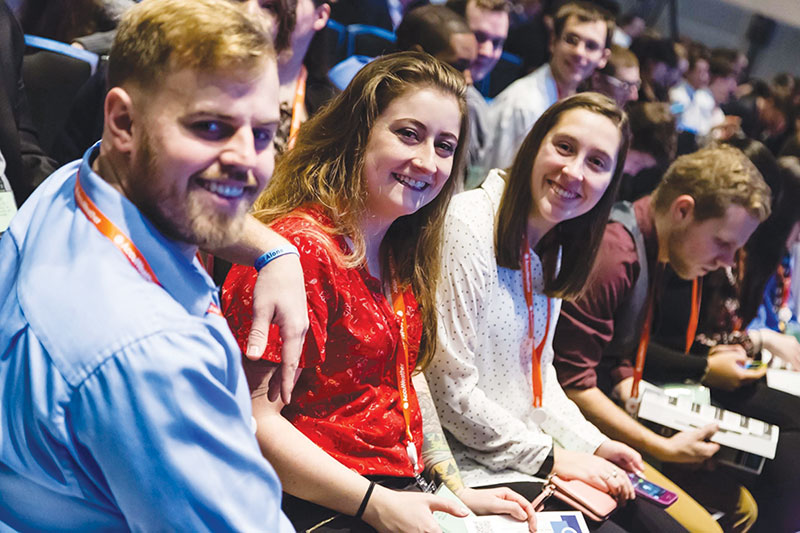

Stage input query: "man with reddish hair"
[{"left": 0, "top": 1, "right": 302, "bottom": 529}]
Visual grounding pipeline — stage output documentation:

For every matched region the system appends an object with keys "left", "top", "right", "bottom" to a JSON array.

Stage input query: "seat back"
[
  {"left": 24, "top": 35, "right": 99, "bottom": 74},
  {"left": 346, "top": 24, "right": 396, "bottom": 58},
  {"left": 308, "top": 19, "right": 348, "bottom": 76},
  {"left": 23, "top": 35, "right": 99, "bottom": 153}
]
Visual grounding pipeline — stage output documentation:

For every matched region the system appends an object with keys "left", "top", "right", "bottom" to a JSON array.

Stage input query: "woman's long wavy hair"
[
  {"left": 740, "top": 157, "right": 800, "bottom": 324},
  {"left": 252, "top": 51, "right": 468, "bottom": 371},
  {"left": 495, "top": 92, "right": 630, "bottom": 300}
]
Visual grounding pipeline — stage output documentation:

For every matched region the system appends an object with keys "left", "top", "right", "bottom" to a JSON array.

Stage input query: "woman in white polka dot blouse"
[{"left": 425, "top": 93, "right": 689, "bottom": 532}]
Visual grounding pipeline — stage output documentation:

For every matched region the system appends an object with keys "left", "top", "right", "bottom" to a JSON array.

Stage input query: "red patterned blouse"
[{"left": 222, "top": 207, "right": 424, "bottom": 477}]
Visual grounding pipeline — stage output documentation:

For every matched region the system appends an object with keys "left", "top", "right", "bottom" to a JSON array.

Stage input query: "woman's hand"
[
  {"left": 552, "top": 447, "right": 635, "bottom": 502},
  {"left": 594, "top": 440, "right": 645, "bottom": 477},
  {"left": 456, "top": 486, "right": 537, "bottom": 532},
  {"left": 760, "top": 329, "right": 800, "bottom": 370},
  {"left": 362, "top": 486, "right": 469, "bottom": 533}
]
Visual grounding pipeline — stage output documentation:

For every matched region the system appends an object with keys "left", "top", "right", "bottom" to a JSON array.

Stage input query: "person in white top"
[
  {"left": 669, "top": 45, "right": 720, "bottom": 137},
  {"left": 427, "top": 93, "right": 693, "bottom": 531},
  {"left": 484, "top": 1, "right": 612, "bottom": 170}
]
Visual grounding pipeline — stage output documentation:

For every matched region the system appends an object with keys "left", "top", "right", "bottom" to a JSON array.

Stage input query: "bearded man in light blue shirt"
[{"left": 0, "top": 0, "right": 304, "bottom": 530}]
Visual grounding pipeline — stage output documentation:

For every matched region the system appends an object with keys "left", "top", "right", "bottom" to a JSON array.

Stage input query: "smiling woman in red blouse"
[{"left": 222, "top": 52, "right": 535, "bottom": 532}]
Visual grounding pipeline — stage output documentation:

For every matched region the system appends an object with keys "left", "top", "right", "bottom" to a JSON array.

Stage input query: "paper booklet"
[
  {"left": 766, "top": 368, "right": 800, "bottom": 397},
  {"left": 434, "top": 484, "right": 590, "bottom": 533},
  {"left": 636, "top": 389, "right": 779, "bottom": 474}
]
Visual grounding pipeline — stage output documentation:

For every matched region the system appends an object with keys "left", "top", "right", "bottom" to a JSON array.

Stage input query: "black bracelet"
[{"left": 355, "top": 481, "right": 377, "bottom": 519}]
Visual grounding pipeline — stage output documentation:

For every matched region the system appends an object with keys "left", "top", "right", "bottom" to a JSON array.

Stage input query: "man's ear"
[
  {"left": 313, "top": 3, "right": 331, "bottom": 32},
  {"left": 670, "top": 194, "right": 696, "bottom": 224},
  {"left": 104, "top": 87, "right": 137, "bottom": 155},
  {"left": 596, "top": 47, "right": 611, "bottom": 70}
]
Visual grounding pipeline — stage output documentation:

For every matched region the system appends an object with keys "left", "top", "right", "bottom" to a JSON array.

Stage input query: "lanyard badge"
[
  {"left": 287, "top": 66, "right": 307, "bottom": 151},
  {"left": 388, "top": 258, "right": 434, "bottom": 492},
  {"left": 75, "top": 171, "right": 220, "bottom": 317},
  {"left": 629, "top": 263, "right": 701, "bottom": 403},
  {"left": 521, "top": 236, "right": 551, "bottom": 425}
]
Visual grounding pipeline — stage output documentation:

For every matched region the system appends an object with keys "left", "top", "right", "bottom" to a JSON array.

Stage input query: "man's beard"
[
  {"left": 665, "top": 225, "right": 696, "bottom": 280},
  {"left": 129, "top": 132, "right": 250, "bottom": 250}
]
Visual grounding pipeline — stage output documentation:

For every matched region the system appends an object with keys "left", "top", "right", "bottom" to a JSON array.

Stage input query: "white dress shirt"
[
  {"left": 484, "top": 64, "right": 558, "bottom": 171},
  {"left": 669, "top": 80, "right": 724, "bottom": 137}
]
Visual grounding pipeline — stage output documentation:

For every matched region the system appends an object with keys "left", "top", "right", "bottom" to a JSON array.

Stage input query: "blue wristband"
[{"left": 254, "top": 245, "right": 299, "bottom": 271}]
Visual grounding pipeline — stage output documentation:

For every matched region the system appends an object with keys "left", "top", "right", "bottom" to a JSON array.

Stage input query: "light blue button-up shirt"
[{"left": 0, "top": 144, "right": 293, "bottom": 532}]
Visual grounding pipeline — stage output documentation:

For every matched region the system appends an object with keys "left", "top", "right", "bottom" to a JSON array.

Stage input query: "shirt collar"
[
  {"left": 541, "top": 63, "right": 559, "bottom": 102},
  {"left": 681, "top": 80, "right": 696, "bottom": 98},
  {"left": 387, "top": 0, "right": 403, "bottom": 29},
  {"left": 77, "top": 142, "right": 218, "bottom": 317}
]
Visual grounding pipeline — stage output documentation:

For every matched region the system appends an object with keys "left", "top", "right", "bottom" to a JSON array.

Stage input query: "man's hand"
[
  {"left": 362, "top": 486, "right": 469, "bottom": 533},
  {"left": 703, "top": 344, "right": 767, "bottom": 391},
  {"left": 456, "top": 487, "right": 537, "bottom": 532},
  {"left": 653, "top": 423, "right": 720, "bottom": 464},
  {"left": 760, "top": 329, "right": 800, "bottom": 370},
  {"left": 248, "top": 253, "right": 308, "bottom": 404},
  {"left": 611, "top": 376, "right": 634, "bottom": 403},
  {"left": 595, "top": 440, "right": 645, "bottom": 477}
]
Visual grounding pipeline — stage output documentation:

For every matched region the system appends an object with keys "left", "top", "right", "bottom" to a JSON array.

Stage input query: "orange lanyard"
[
  {"left": 287, "top": 66, "right": 307, "bottom": 151},
  {"left": 630, "top": 262, "right": 665, "bottom": 399},
  {"left": 75, "top": 171, "right": 222, "bottom": 316},
  {"left": 630, "top": 264, "right": 699, "bottom": 398},
  {"left": 685, "top": 277, "right": 702, "bottom": 354},
  {"left": 521, "top": 236, "right": 551, "bottom": 408},
  {"left": 388, "top": 267, "right": 420, "bottom": 474}
]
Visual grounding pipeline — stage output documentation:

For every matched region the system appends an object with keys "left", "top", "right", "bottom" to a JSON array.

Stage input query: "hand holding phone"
[{"left": 626, "top": 473, "right": 678, "bottom": 507}]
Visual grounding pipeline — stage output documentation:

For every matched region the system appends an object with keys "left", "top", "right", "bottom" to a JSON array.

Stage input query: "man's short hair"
[
  {"left": 628, "top": 102, "right": 676, "bottom": 163},
  {"left": 553, "top": 1, "right": 615, "bottom": 49},
  {"left": 599, "top": 44, "right": 638, "bottom": 77},
  {"left": 708, "top": 54, "right": 735, "bottom": 80},
  {"left": 652, "top": 144, "right": 771, "bottom": 222},
  {"left": 108, "top": 0, "right": 275, "bottom": 90},
  {"left": 686, "top": 41, "right": 710, "bottom": 71},
  {"left": 396, "top": 5, "right": 471, "bottom": 54},
  {"left": 446, "top": 0, "right": 510, "bottom": 17},
  {"left": 617, "top": 11, "right": 643, "bottom": 28},
  {"left": 630, "top": 35, "right": 678, "bottom": 69}
]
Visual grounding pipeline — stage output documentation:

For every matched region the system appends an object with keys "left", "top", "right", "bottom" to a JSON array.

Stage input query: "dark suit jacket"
[{"left": 0, "top": 0, "right": 56, "bottom": 206}]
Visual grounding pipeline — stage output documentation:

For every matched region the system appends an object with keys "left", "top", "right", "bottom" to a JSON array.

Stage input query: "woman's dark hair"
[
  {"left": 628, "top": 102, "right": 677, "bottom": 164},
  {"left": 495, "top": 92, "right": 631, "bottom": 300},
  {"left": 723, "top": 136, "right": 781, "bottom": 200},
  {"left": 739, "top": 156, "right": 800, "bottom": 324}
]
